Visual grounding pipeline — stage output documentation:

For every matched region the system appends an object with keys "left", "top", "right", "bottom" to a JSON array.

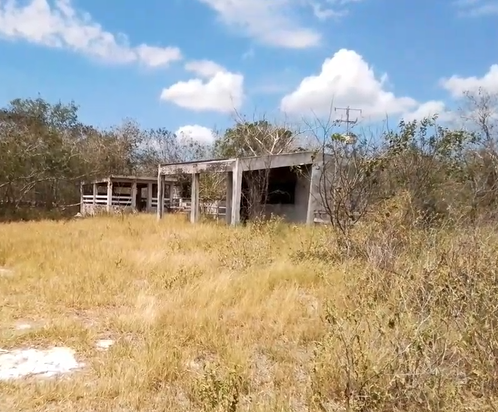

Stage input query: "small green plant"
[{"left": 193, "top": 362, "right": 246, "bottom": 412}]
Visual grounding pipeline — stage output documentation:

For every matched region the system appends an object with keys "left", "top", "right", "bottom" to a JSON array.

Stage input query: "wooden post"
[
  {"left": 106, "top": 180, "right": 112, "bottom": 213},
  {"left": 306, "top": 162, "right": 321, "bottom": 225},
  {"left": 131, "top": 182, "right": 137, "bottom": 210},
  {"left": 191, "top": 173, "right": 200, "bottom": 223},
  {"left": 157, "top": 173, "right": 164, "bottom": 220},
  {"left": 231, "top": 159, "right": 242, "bottom": 225},
  {"left": 146, "top": 182, "right": 152, "bottom": 213},
  {"left": 225, "top": 171, "right": 233, "bottom": 224}
]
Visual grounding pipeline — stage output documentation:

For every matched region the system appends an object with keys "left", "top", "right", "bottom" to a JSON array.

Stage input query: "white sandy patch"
[
  {"left": 15, "top": 323, "right": 32, "bottom": 330},
  {"left": 0, "top": 267, "right": 14, "bottom": 277},
  {"left": 95, "top": 339, "right": 114, "bottom": 350},
  {"left": 0, "top": 347, "right": 83, "bottom": 380}
]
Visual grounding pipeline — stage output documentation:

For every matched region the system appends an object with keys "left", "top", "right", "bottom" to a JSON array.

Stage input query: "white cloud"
[
  {"left": 160, "top": 60, "right": 244, "bottom": 113},
  {"left": 195, "top": 0, "right": 364, "bottom": 48},
  {"left": 280, "top": 49, "right": 419, "bottom": 119},
  {"left": 185, "top": 60, "right": 226, "bottom": 78},
  {"left": 403, "top": 100, "right": 454, "bottom": 122},
  {"left": 175, "top": 125, "right": 216, "bottom": 144},
  {"left": 0, "top": 0, "right": 182, "bottom": 67},
  {"left": 440, "top": 64, "right": 498, "bottom": 97},
  {"left": 454, "top": 0, "right": 498, "bottom": 16},
  {"left": 310, "top": 1, "right": 348, "bottom": 20},
  {"left": 196, "top": 0, "right": 327, "bottom": 48}
]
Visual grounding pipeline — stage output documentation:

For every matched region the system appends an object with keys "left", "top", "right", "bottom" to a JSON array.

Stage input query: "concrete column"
[
  {"left": 146, "top": 182, "right": 152, "bottom": 213},
  {"left": 106, "top": 180, "right": 112, "bottom": 212},
  {"left": 79, "top": 183, "right": 84, "bottom": 214},
  {"left": 168, "top": 183, "right": 174, "bottom": 211},
  {"left": 157, "top": 174, "right": 164, "bottom": 220},
  {"left": 190, "top": 173, "right": 200, "bottom": 223},
  {"left": 131, "top": 182, "right": 137, "bottom": 210},
  {"left": 231, "top": 159, "right": 242, "bottom": 225},
  {"left": 225, "top": 171, "right": 233, "bottom": 224},
  {"left": 92, "top": 183, "right": 97, "bottom": 205},
  {"left": 306, "top": 162, "right": 322, "bottom": 225}
]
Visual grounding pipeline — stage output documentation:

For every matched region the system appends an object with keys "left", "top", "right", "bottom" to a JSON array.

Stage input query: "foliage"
[
  {"left": 0, "top": 97, "right": 208, "bottom": 220},
  {"left": 311, "top": 89, "right": 498, "bottom": 250},
  {"left": 214, "top": 120, "right": 295, "bottom": 158}
]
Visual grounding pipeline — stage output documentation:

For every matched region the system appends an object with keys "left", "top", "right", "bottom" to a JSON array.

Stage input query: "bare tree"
[{"left": 305, "top": 114, "right": 383, "bottom": 248}]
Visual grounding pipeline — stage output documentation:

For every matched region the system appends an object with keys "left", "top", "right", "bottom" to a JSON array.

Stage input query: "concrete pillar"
[
  {"left": 79, "top": 183, "right": 84, "bottom": 214},
  {"left": 225, "top": 171, "right": 233, "bottom": 224},
  {"left": 92, "top": 183, "right": 97, "bottom": 205},
  {"left": 231, "top": 159, "right": 242, "bottom": 225},
  {"left": 191, "top": 173, "right": 200, "bottom": 223},
  {"left": 157, "top": 174, "right": 164, "bottom": 220},
  {"left": 306, "top": 163, "right": 322, "bottom": 225},
  {"left": 146, "top": 182, "right": 152, "bottom": 213},
  {"left": 168, "top": 183, "right": 174, "bottom": 211},
  {"left": 131, "top": 182, "right": 137, "bottom": 210},
  {"left": 106, "top": 180, "right": 112, "bottom": 212}
]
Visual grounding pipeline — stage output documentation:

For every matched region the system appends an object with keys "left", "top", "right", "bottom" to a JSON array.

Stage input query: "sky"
[{"left": 0, "top": 0, "right": 497, "bottom": 144}]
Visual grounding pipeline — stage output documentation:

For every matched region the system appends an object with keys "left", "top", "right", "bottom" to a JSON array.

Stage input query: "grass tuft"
[{"left": 1, "top": 211, "right": 497, "bottom": 411}]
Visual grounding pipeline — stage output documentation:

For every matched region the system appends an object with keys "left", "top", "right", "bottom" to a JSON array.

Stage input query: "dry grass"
[{"left": 0, "top": 208, "right": 497, "bottom": 411}]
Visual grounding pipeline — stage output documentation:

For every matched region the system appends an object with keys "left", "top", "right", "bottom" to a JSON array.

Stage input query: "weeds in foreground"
[{"left": 0, "top": 206, "right": 497, "bottom": 411}]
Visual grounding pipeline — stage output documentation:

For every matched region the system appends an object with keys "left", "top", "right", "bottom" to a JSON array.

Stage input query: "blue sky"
[{"left": 0, "top": 0, "right": 497, "bottom": 142}]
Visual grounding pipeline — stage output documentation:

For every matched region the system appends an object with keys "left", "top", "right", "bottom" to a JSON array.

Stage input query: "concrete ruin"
[
  {"left": 157, "top": 151, "right": 330, "bottom": 225},
  {"left": 80, "top": 175, "right": 178, "bottom": 216}
]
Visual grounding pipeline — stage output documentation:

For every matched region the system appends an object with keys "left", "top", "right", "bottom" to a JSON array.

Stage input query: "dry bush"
[
  {"left": 1, "top": 212, "right": 498, "bottom": 411},
  {"left": 310, "top": 195, "right": 498, "bottom": 412}
]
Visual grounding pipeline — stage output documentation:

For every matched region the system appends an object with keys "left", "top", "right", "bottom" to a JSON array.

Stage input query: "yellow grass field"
[{"left": 0, "top": 211, "right": 497, "bottom": 411}]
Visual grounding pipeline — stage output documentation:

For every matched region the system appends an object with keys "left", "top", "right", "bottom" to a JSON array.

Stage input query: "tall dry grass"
[{"left": 0, "top": 202, "right": 497, "bottom": 411}]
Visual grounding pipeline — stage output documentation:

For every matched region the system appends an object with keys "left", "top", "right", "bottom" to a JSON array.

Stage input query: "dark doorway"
[{"left": 136, "top": 184, "right": 148, "bottom": 212}]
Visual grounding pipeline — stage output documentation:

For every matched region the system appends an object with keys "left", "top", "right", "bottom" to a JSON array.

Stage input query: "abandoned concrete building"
[
  {"left": 156, "top": 151, "right": 330, "bottom": 225},
  {"left": 80, "top": 175, "right": 179, "bottom": 216}
]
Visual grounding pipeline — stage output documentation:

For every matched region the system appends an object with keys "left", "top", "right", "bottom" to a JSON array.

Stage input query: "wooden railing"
[
  {"left": 82, "top": 195, "right": 226, "bottom": 216},
  {"left": 82, "top": 195, "right": 132, "bottom": 206}
]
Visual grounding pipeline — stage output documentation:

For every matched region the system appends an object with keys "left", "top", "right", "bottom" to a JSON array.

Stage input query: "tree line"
[
  {"left": 0, "top": 97, "right": 299, "bottom": 220},
  {"left": 0, "top": 88, "right": 497, "bottom": 225}
]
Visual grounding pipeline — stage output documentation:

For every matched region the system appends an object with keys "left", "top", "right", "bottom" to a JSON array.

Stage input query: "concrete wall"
[
  {"left": 260, "top": 173, "right": 311, "bottom": 223},
  {"left": 80, "top": 204, "right": 135, "bottom": 216}
]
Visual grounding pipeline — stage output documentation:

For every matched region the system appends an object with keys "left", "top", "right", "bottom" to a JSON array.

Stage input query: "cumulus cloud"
[
  {"left": 0, "top": 0, "right": 182, "bottom": 67},
  {"left": 184, "top": 60, "right": 226, "bottom": 77},
  {"left": 403, "top": 100, "right": 453, "bottom": 122},
  {"left": 160, "top": 60, "right": 244, "bottom": 113},
  {"left": 196, "top": 0, "right": 361, "bottom": 48},
  {"left": 440, "top": 64, "right": 498, "bottom": 97},
  {"left": 280, "top": 49, "right": 420, "bottom": 119},
  {"left": 175, "top": 125, "right": 215, "bottom": 144}
]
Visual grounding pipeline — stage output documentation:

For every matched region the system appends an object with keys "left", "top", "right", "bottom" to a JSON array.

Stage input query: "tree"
[
  {"left": 214, "top": 120, "right": 296, "bottom": 158},
  {"left": 0, "top": 96, "right": 196, "bottom": 220},
  {"left": 213, "top": 120, "right": 299, "bottom": 221}
]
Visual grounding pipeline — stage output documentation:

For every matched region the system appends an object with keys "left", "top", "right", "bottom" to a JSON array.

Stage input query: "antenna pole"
[{"left": 334, "top": 106, "right": 362, "bottom": 135}]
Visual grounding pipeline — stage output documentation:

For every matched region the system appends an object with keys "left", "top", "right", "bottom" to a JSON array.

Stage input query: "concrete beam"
[
  {"left": 160, "top": 159, "right": 235, "bottom": 175},
  {"left": 158, "top": 152, "right": 328, "bottom": 177},
  {"left": 239, "top": 152, "right": 315, "bottom": 171}
]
